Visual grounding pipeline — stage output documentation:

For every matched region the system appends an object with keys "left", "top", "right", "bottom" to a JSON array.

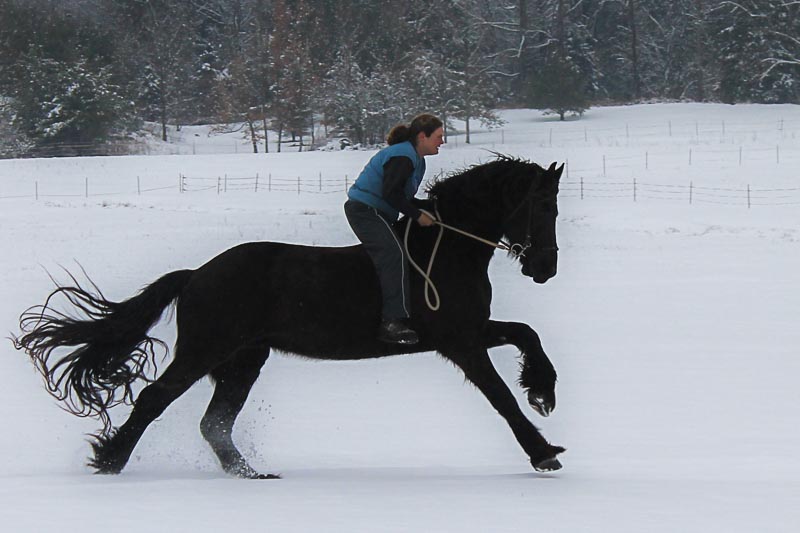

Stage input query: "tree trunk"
[
  {"left": 518, "top": 0, "right": 530, "bottom": 95},
  {"left": 556, "top": 0, "right": 566, "bottom": 61},
  {"left": 466, "top": 117, "right": 471, "bottom": 144},
  {"left": 693, "top": 0, "right": 707, "bottom": 101},
  {"left": 262, "top": 105, "right": 269, "bottom": 153},
  {"left": 248, "top": 119, "right": 258, "bottom": 153},
  {"left": 161, "top": 103, "right": 167, "bottom": 142},
  {"left": 628, "top": 0, "right": 641, "bottom": 100}
]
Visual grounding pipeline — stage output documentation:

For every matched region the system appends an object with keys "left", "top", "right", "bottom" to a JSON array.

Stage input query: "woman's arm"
[{"left": 382, "top": 156, "right": 423, "bottom": 220}]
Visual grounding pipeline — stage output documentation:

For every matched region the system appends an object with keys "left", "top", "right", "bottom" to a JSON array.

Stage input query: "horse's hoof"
[
  {"left": 250, "top": 473, "right": 282, "bottom": 480},
  {"left": 88, "top": 456, "right": 124, "bottom": 475},
  {"left": 532, "top": 457, "right": 562, "bottom": 472},
  {"left": 226, "top": 464, "right": 281, "bottom": 479},
  {"left": 527, "top": 392, "right": 553, "bottom": 417},
  {"left": 92, "top": 466, "right": 122, "bottom": 475}
]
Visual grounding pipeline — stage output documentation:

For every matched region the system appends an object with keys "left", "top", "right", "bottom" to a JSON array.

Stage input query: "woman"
[{"left": 344, "top": 114, "right": 444, "bottom": 344}]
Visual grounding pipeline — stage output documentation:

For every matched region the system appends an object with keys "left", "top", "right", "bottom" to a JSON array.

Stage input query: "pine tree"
[
  {"left": 10, "top": 50, "right": 134, "bottom": 155},
  {"left": 526, "top": 0, "right": 592, "bottom": 119}
]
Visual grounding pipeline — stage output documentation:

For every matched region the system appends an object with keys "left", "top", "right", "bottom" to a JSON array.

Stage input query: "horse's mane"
[{"left": 426, "top": 154, "right": 544, "bottom": 199}]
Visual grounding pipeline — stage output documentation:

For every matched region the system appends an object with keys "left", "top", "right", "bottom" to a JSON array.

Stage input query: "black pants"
[{"left": 344, "top": 199, "right": 411, "bottom": 320}]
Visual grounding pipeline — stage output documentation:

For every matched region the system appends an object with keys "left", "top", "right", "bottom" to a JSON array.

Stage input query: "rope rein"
[{"left": 404, "top": 208, "right": 527, "bottom": 311}]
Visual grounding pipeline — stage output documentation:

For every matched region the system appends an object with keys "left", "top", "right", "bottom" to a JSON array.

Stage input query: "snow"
[{"left": 1, "top": 103, "right": 799, "bottom": 532}]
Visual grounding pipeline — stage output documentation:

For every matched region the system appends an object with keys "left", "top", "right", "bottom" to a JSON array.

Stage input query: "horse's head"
[{"left": 503, "top": 161, "right": 563, "bottom": 284}]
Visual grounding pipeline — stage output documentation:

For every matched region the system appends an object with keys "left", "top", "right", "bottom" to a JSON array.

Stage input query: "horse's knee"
[{"left": 509, "top": 322, "right": 541, "bottom": 349}]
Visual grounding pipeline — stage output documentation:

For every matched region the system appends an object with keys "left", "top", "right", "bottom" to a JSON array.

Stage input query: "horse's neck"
[{"left": 436, "top": 188, "right": 504, "bottom": 243}]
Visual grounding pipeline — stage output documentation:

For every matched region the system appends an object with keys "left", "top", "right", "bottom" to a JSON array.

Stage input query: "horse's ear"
[
  {"left": 547, "top": 162, "right": 557, "bottom": 172},
  {"left": 555, "top": 163, "right": 565, "bottom": 179}
]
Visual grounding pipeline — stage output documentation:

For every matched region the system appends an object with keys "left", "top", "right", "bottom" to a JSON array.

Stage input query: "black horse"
[{"left": 14, "top": 156, "right": 566, "bottom": 478}]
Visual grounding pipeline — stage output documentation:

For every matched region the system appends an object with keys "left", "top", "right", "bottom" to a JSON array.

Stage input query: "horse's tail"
[{"left": 13, "top": 269, "right": 194, "bottom": 435}]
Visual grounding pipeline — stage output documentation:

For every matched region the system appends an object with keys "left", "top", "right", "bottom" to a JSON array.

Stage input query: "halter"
[
  {"left": 406, "top": 175, "right": 557, "bottom": 311},
  {"left": 499, "top": 175, "right": 559, "bottom": 258}
]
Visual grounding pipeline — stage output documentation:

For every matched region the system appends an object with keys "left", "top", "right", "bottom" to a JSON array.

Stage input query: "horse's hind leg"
[
  {"left": 90, "top": 353, "right": 211, "bottom": 474},
  {"left": 200, "top": 347, "right": 276, "bottom": 479},
  {"left": 442, "top": 348, "right": 565, "bottom": 472}
]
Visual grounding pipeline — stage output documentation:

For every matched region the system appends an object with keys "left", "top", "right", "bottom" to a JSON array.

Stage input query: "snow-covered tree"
[
  {"left": 525, "top": 0, "right": 593, "bottom": 119},
  {"left": 406, "top": 1, "right": 504, "bottom": 142},
  {"left": 712, "top": 0, "right": 800, "bottom": 103},
  {"left": 268, "top": 0, "right": 316, "bottom": 151},
  {"left": 9, "top": 50, "right": 134, "bottom": 155}
]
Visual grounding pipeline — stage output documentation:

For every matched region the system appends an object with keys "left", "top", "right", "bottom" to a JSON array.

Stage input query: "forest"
[{"left": 1, "top": 0, "right": 798, "bottom": 157}]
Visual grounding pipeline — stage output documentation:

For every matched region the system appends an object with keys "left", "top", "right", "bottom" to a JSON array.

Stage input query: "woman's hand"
[{"left": 416, "top": 211, "right": 436, "bottom": 227}]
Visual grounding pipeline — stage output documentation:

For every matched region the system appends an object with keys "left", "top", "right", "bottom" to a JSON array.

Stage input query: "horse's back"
[{"left": 175, "top": 241, "right": 385, "bottom": 357}]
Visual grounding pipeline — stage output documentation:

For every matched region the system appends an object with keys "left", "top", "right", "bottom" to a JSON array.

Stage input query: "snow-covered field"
[{"left": 1, "top": 104, "right": 798, "bottom": 532}]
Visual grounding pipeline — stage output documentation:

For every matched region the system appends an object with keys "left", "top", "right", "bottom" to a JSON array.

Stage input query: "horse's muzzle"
[{"left": 526, "top": 262, "right": 557, "bottom": 283}]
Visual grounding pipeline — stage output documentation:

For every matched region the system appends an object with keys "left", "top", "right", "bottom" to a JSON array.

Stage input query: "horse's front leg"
[
  {"left": 441, "top": 347, "right": 565, "bottom": 472},
  {"left": 483, "top": 320, "right": 558, "bottom": 417}
]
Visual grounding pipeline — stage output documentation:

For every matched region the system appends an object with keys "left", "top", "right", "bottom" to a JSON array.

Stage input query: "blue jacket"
[{"left": 347, "top": 141, "right": 426, "bottom": 221}]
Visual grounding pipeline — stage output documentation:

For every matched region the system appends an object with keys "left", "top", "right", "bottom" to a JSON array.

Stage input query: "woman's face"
[{"left": 416, "top": 127, "right": 445, "bottom": 156}]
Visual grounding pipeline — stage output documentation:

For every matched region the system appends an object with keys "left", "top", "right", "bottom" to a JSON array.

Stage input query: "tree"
[
  {"left": 402, "top": 1, "right": 504, "bottom": 141},
  {"left": 269, "top": 0, "right": 316, "bottom": 151},
  {"left": 103, "top": 0, "right": 198, "bottom": 141},
  {"left": 627, "top": 0, "right": 642, "bottom": 100},
  {"left": 10, "top": 49, "right": 134, "bottom": 155},
  {"left": 526, "top": 0, "right": 592, "bottom": 119},
  {"left": 529, "top": 52, "right": 590, "bottom": 120},
  {"left": 712, "top": 0, "right": 799, "bottom": 103},
  {"left": 0, "top": 98, "right": 34, "bottom": 157},
  {"left": 0, "top": 1, "right": 135, "bottom": 156},
  {"left": 213, "top": 57, "right": 264, "bottom": 153}
]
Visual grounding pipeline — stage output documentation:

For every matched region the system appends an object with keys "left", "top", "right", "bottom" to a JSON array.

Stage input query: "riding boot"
[{"left": 378, "top": 319, "right": 419, "bottom": 345}]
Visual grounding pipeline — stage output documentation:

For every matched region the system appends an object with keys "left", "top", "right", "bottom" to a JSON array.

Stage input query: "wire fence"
[
  {"left": 2, "top": 113, "right": 799, "bottom": 207},
  {"left": 3, "top": 170, "right": 799, "bottom": 207},
  {"left": 561, "top": 178, "right": 800, "bottom": 207},
  {"left": 469, "top": 116, "right": 800, "bottom": 150}
]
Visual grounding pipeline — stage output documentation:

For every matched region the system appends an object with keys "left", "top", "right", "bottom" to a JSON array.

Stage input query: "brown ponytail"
[{"left": 386, "top": 114, "right": 443, "bottom": 146}]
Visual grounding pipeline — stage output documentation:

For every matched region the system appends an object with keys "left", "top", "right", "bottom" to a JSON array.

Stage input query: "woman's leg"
[{"left": 344, "top": 200, "right": 411, "bottom": 320}]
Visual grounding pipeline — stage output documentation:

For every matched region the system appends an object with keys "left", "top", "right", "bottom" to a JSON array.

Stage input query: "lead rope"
[{"left": 404, "top": 208, "right": 519, "bottom": 311}]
